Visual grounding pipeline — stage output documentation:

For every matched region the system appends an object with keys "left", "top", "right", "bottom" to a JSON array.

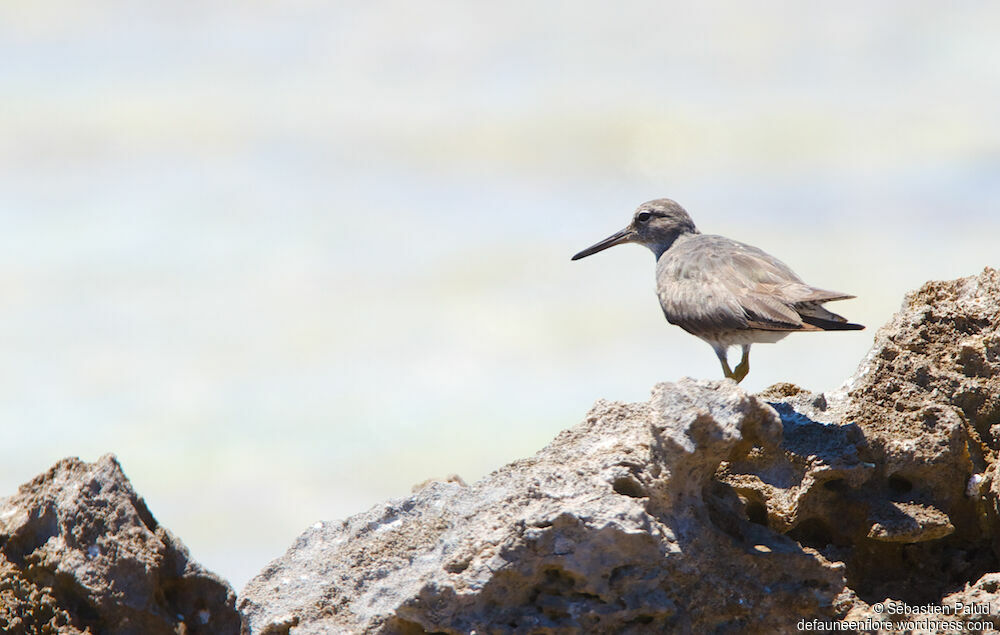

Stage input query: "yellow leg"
[
  {"left": 731, "top": 345, "right": 750, "bottom": 383},
  {"left": 713, "top": 345, "right": 735, "bottom": 380}
]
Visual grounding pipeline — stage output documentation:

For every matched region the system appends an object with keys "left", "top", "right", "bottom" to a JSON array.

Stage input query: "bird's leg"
[
  {"left": 713, "top": 345, "right": 735, "bottom": 380},
  {"left": 731, "top": 345, "right": 751, "bottom": 383}
]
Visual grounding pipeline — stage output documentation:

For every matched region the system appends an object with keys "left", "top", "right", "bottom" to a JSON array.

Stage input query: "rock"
[
  {"left": 410, "top": 474, "right": 467, "bottom": 493},
  {"left": 241, "top": 379, "right": 847, "bottom": 633},
  {"left": 241, "top": 267, "right": 1000, "bottom": 633},
  {"left": 753, "top": 268, "right": 1000, "bottom": 608},
  {"left": 0, "top": 454, "right": 240, "bottom": 635}
]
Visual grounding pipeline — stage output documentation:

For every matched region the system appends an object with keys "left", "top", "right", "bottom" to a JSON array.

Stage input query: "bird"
[{"left": 571, "top": 198, "right": 864, "bottom": 383}]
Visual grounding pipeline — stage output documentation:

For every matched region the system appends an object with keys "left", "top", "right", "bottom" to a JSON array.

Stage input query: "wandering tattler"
[{"left": 571, "top": 198, "right": 864, "bottom": 383}]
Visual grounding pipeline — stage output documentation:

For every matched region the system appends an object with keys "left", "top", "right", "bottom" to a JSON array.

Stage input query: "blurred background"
[{"left": 2, "top": 1, "right": 998, "bottom": 589}]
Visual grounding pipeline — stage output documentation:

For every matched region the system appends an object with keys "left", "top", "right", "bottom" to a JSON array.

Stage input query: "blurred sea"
[{"left": 2, "top": 2, "right": 999, "bottom": 587}]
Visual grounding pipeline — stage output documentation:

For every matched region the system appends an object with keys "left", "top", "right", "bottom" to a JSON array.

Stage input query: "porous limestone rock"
[
  {"left": 745, "top": 268, "right": 1000, "bottom": 610},
  {"left": 0, "top": 454, "right": 239, "bottom": 635},
  {"left": 240, "top": 379, "right": 848, "bottom": 634}
]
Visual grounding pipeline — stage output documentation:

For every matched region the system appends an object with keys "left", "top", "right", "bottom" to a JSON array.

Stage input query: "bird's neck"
[{"left": 649, "top": 229, "right": 698, "bottom": 260}]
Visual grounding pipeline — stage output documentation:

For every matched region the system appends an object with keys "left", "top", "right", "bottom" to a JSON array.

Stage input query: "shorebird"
[{"left": 571, "top": 198, "right": 863, "bottom": 383}]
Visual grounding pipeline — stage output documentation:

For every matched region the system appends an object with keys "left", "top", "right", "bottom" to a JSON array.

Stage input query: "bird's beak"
[{"left": 571, "top": 227, "right": 635, "bottom": 260}]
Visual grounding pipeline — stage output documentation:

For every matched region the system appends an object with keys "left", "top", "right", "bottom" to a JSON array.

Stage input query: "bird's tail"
[
  {"left": 801, "top": 315, "right": 865, "bottom": 331},
  {"left": 795, "top": 300, "right": 864, "bottom": 331}
]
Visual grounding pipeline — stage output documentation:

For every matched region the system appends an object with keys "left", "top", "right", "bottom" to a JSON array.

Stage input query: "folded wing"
[{"left": 656, "top": 235, "right": 863, "bottom": 334}]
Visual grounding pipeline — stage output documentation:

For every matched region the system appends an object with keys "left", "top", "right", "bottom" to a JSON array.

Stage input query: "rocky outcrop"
[
  {"left": 745, "top": 267, "right": 1000, "bottom": 611},
  {"left": 241, "top": 267, "right": 1000, "bottom": 634},
  {"left": 240, "top": 378, "right": 848, "bottom": 634},
  {"left": 0, "top": 455, "right": 239, "bottom": 635}
]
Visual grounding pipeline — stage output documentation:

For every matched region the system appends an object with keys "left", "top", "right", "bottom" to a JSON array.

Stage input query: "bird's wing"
[{"left": 656, "top": 235, "right": 847, "bottom": 333}]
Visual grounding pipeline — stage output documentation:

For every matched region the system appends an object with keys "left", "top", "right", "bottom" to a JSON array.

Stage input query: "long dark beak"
[{"left": 571, "top": 227, "right": 634, "bottom": 260}]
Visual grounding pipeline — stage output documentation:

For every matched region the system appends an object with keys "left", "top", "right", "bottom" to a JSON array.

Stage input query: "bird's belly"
[{"left": 695, "top": 329, "right": 790, "bottom": 348}]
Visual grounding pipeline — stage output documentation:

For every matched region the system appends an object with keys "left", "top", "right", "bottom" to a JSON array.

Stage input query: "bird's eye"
[{"left": 636, "top": 212, "right": 652, "bottom": 223}]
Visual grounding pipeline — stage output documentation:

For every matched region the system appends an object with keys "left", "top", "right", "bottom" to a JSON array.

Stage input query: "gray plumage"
[{"left": 571, "top": 198, "right": 863, "bottom": 383}]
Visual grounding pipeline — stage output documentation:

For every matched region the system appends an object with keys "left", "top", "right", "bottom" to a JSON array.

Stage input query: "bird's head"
[{"left": 571, "top": 198, "right": 698, "bottom": 261}]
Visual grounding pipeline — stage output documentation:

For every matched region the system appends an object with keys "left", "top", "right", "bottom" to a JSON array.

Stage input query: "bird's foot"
[{"left": 731, "top": 361, "right": 749, "bottom": 383}]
